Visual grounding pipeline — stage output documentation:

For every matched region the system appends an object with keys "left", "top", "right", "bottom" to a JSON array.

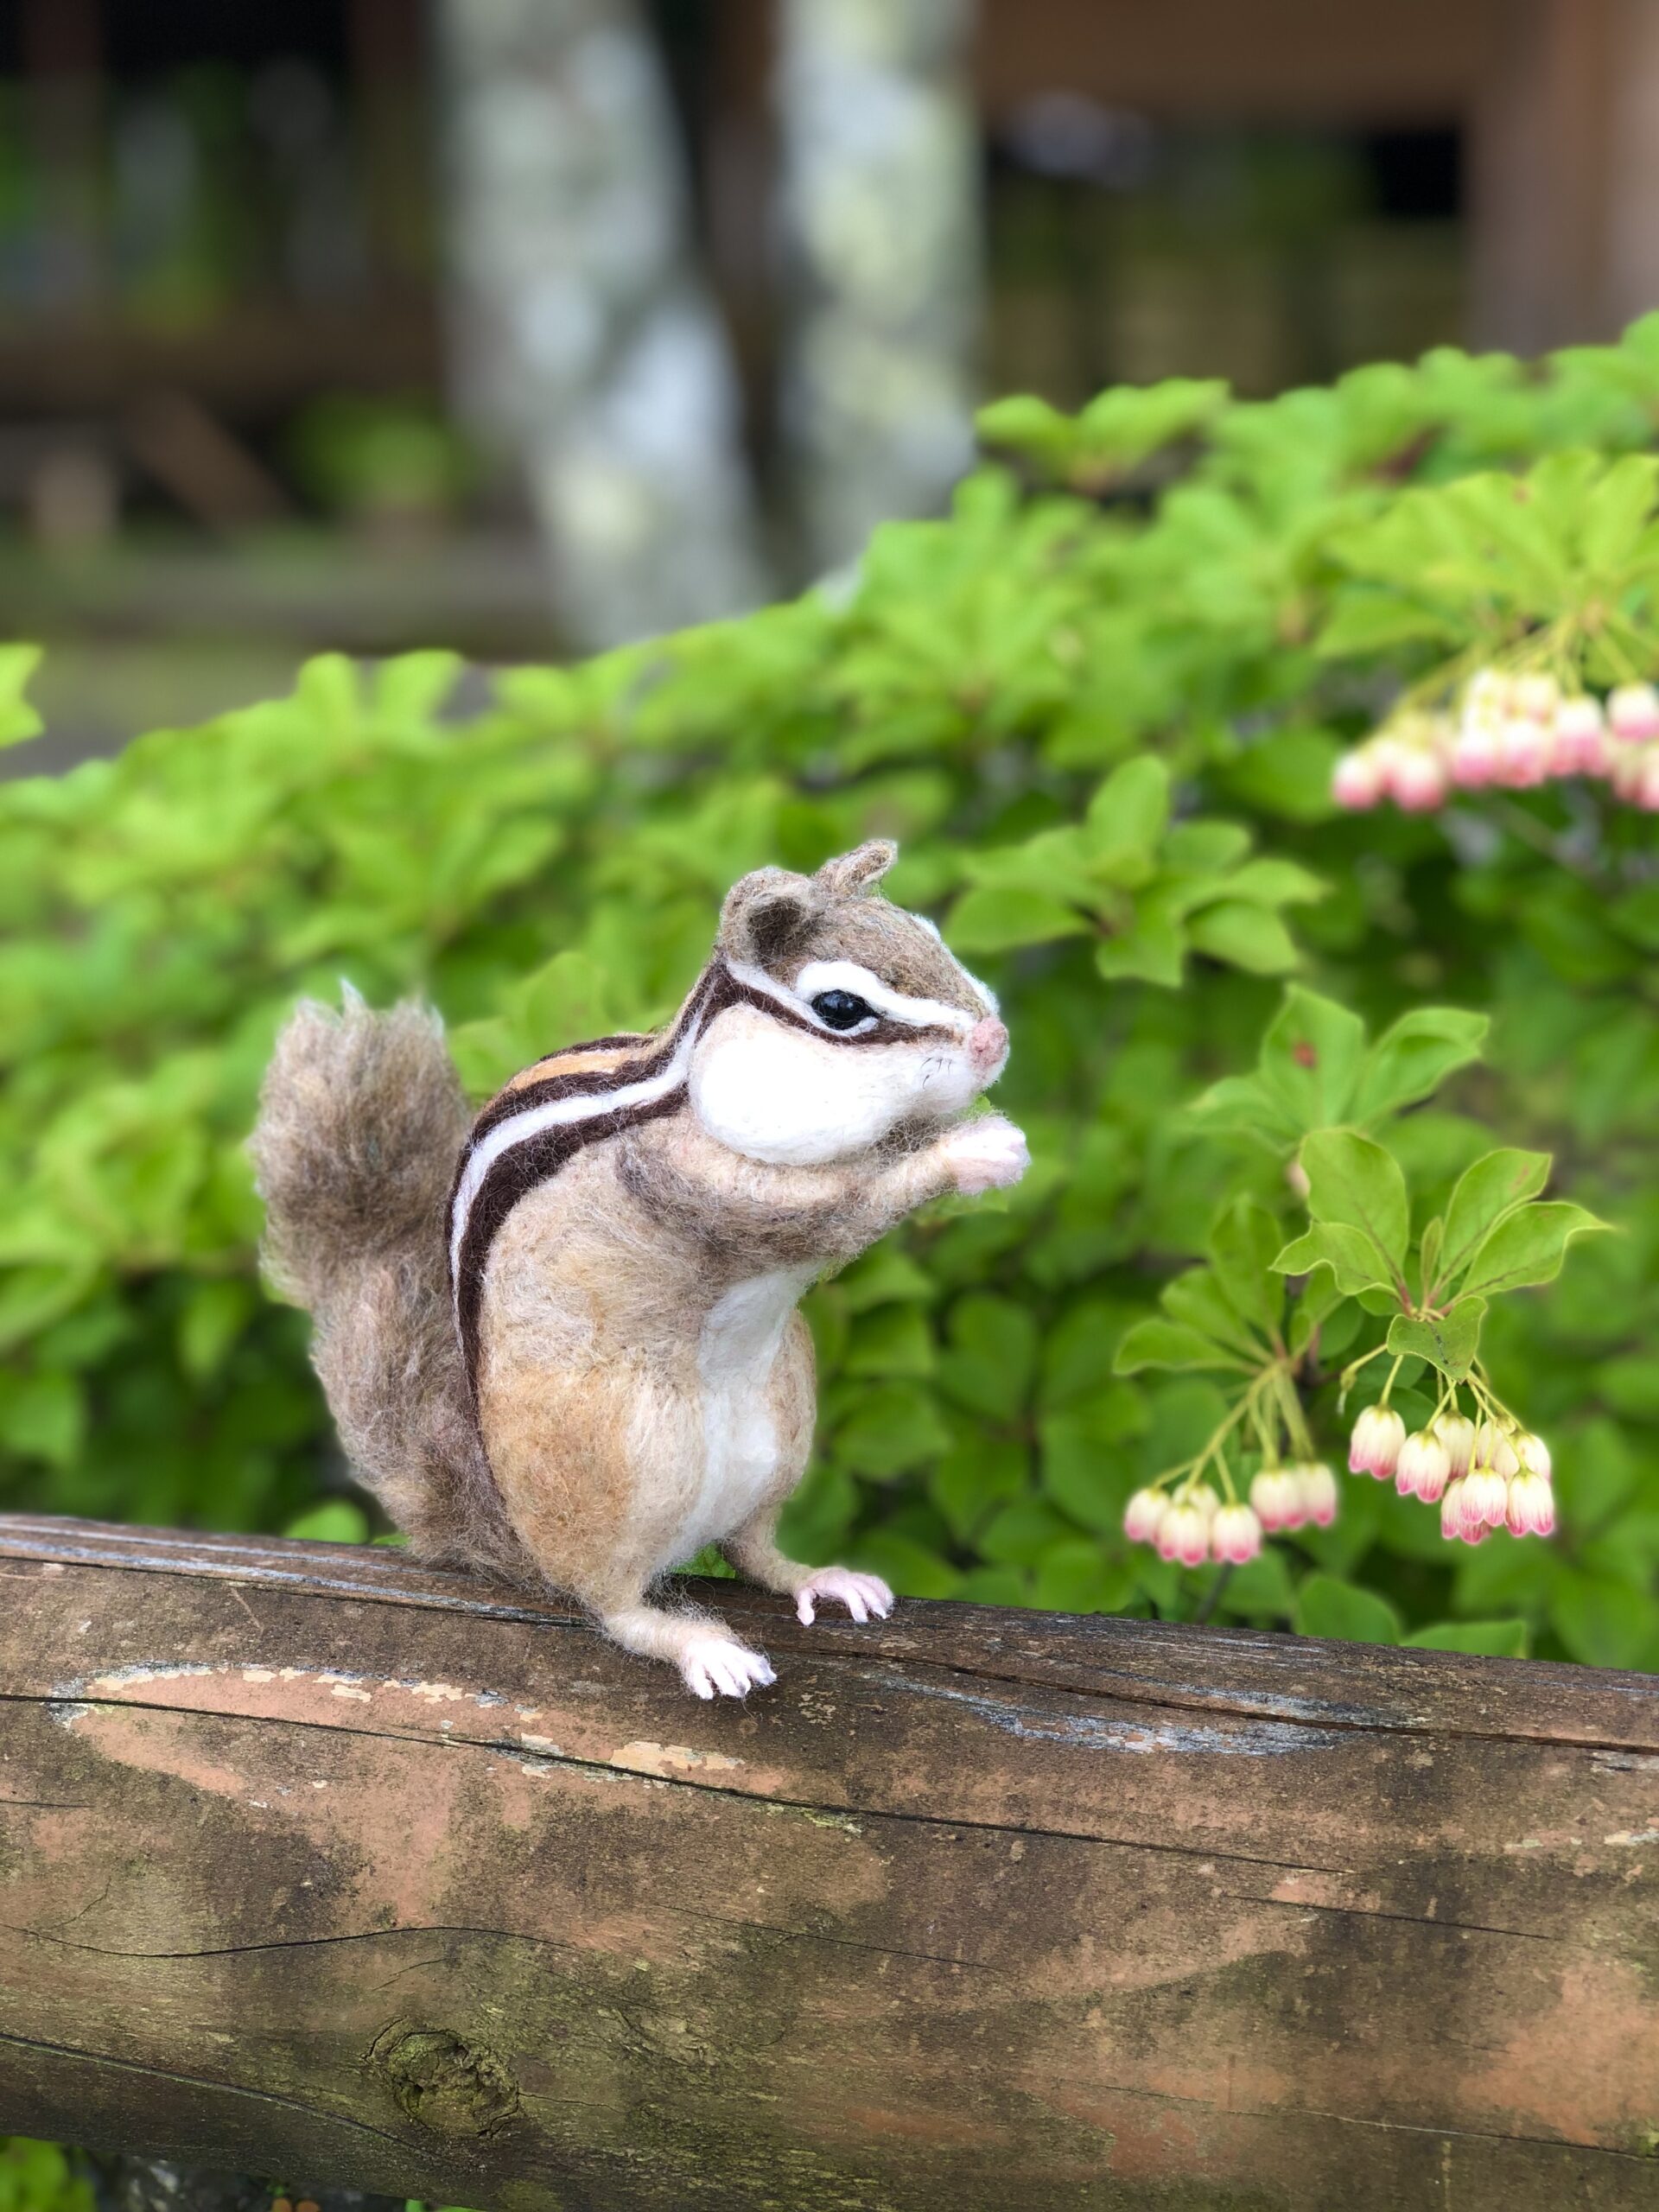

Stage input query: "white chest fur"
[{"left": 677, "top": 1267, "right": 811, "bottom": 1561}]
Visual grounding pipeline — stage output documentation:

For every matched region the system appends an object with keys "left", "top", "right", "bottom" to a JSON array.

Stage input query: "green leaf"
[
  {"left": 1580, "top": 451, "right": 1659, "bottom": 571},
  {"left": 1084, "top": 754, "right": 1170, "bottom": 868},
  {"left": 1162, "top": 1265, "right": 1267, "bottom": 1357},
  {"left": 832, "top": 1383, "right": 952, "bottom": 1478},
  {"left": 1300, "top": 1128, "right": 1410, "bottom": 1282},
  {"left": 979, "top": 1497, "right": 1073, "bottom": 1567},
  {"left": 1272, "top": 1223, "right": 1395, "bottom": 1296},
  {"left": 1185, "top": 900, "right": 1300, "bottom": 975},
  {"left": 1096, "top": 908, "right": 1185, "bottom": 987},
  {"left": 1350, "top": 1007, "right": 1489, "bottom": 1124},
  {"left": 1436, "top": 1148, "right": 1553, "bottom": 1289},
  {"left": 1032, "top": 1540, "right": 1137, "bottom": 1615},
  {"left": 1418, "top": 1215, "right": 1444, "bottom": 1292},
  {"left": 0, "top": 1369, "right": 85, "bottom": 1466},
  {"left": 931, "top": 1438, "right": 1029, "bottom": 1542},
  {"left": 1112, "top": 1319, "right": 1248, "bottom": 1375},
  {"left": 1164, "top": 821, "right": 1253, "bottom": 874},
  {"left": 937, "top": 1292, "right": 1039, "bottom": 1421},
  {"left": 1287, "top": 1266, "right": 1349, "bottom": 1353},
  {"left": 0, "top": 640, "right": 44, "bottom": 747},
  {"left": 1216, "top": 726, "right": 1342, "bottom": 823},
  {"left": 1216, "top": 1543, "right": 1296, "bottom": 1622},
  {"left": 1257, "top": 987, "right": 1366, "bottom": 1131},
  {"left": 1221, "top": 857, "right": 1327, "bottom": 909},
  {"left": 284, "top": 1500, "right": 372, "bottom": 1545},
  {"left": 848, "top": 1529, "right": 966, "bottom": 1600},
  {"left": 975, "top": 394, "right": 1076, "bottom": 468},
  {"left": 1404, "top": 1618, "right": 1529, "bottom": 1658},
  {"left": 844, "top": 1302, "right": 936, "bottom": 1379},
  {"left": 177, "top": 1277, "right": 256, "bottom": 1382},
  {"left": 946, "top": 885, "right": 1088, "bottom": 952},
  {"left": 1183, "top": 1071, "right": 1297, "bottom": 1147},
  {"left": 1315, "top": 593, "right": 1462, "bottom": 658},
  {"left": 1385, "top": 1297, "right": 1486, "bottom": 1381},
  {"left": 1294, "top": 1573, "right": 1402, "bottom": 1647},
  {"left": 1207, "top": 1198, "right": 1286, "bottom": 1338},
  {"left": 1549, "top": 1572, "right": 1657, "bottom": 1670},
  {"left": 1459, "top": 1201, "right": 1609, "bottom": 1300}
]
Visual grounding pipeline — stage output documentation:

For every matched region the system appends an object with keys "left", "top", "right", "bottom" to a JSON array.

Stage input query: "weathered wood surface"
[{"left": 1, "top": 1513, "right": 1656, "bottom": 2212}]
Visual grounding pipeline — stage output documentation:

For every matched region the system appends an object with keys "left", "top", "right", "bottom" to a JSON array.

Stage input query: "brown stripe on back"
[
  {"left": 503, "top": 1039, "right": 649, "bottom": 1094},
  {"left": 465, "top": 969, "right": 719, "bottom": 1149},
  {"left": 453, "top": 1085, "right": 690, "bottom": 1399},
  {"left": 448, "top": 966, "right": 731, "bottom": 1402}
]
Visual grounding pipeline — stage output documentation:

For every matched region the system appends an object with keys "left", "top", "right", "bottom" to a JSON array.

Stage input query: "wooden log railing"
[{"left": 1, "top": 1512, "right": 1657, "bottom": 2211}]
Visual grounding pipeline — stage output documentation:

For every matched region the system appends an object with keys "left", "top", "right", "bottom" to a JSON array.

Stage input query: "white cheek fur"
[{"left": 690, "top": 1023, "right": 978, "bottom": 1165}]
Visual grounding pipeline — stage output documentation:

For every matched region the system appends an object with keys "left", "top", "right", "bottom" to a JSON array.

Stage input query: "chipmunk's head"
[{"left": 690, "top": 841, "right": 1007, "bottom": 1166}]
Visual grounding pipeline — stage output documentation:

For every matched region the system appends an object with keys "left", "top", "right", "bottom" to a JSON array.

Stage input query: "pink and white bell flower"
[
  {"left": 1157, "top": 1500, "right": 1213, "bottom": 1568},
  {"left": 1122, "top": 1488, "right": 1169, "bottom": 1546},
  {"left": 1249, "top": 1468, "right": 1304, "bottom": 1532},
  {"left": 1440, "top": 1477, "right": 1470, "bottom": 1543},
  {"left": 1350, "top": 1405, "right": 1406, "bottom": 1479},
  {"left": 1609, "top": 743, "right": 1647, "bottom": 803},
  {"left": 1211, "top": 1503, "right": 1264, "bottom": 1565},
  {"left": 1514, "top": 1431, "right": 1552, "bottom": 1484},
  {"left": 1512, "top": 671, "right": 1560, "bottom": 722},
  {"left": 1332, "top": 749, "right": 1385, "bottom": 810},
  {"left": 1395, "top": 1427, "right": 1452, "bottom": 1503},
  {"left": 1464, "top": 668, "right": 1510, "bottom": 719},
  {"left": 1472, "top": 1421, "right": 1519, "bottom": 1480},
  {"left": 1461, "top": 1465, "right": 1511, "bottom": 1533},
  {"left": 1297, "top": 1462, "right": 1339, "bottom": 1527},
  {"left": 1450, "top": 719, "right": 1502, "bottom": 788},
  {"left": 1390, "top": 747, "right": 1450, "bottom": 812},
  {"left": 1609, "top": 682, "right": 1659, "bottom": 743},
  {"left": 1496, "top": 716, "right": 1550, "bottom": 787},
  {"left": 1551, "top": 696, "right": 1608, "bottom": 777},
  {"left": 1505, "top": 1471, "right": 1555, "bottom": 1538},
  {"left": 1430, "top": 1409, "right": 1476, "bottom": 1478}
]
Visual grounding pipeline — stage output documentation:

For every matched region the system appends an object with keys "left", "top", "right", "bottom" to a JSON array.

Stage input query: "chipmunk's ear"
[
  {"left": 814, "top": 839, "right": 898, "bottom": 899},
  {"left": 719, "top": 866, "right": 821, "bottom": 966}
]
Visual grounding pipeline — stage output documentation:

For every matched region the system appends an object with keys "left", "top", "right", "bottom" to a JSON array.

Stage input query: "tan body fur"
[{"left": 252, "top": 842, "right": 1027, "bottom": 1698}]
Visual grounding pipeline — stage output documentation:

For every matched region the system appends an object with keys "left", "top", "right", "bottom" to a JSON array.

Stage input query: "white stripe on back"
[{"left": 448, "top": 1020, "right": 702, "bottom": 1285}]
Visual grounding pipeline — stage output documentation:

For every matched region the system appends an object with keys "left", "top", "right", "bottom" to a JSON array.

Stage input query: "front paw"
[{"left": 940, "top": 1114, "right": 1029, "bottom": 1196}]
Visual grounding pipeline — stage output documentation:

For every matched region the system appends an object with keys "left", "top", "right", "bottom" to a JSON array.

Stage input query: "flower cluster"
[
  {"left": 1123, "top": 1460, "right": 1338, "bottom": 1568},
  {"left": 1123, "top": 1483, "right": 1265, "bottom": 1567},
  {"left": 1332, "top": 671, "right": 1659, "bottom": 814},
  {"left": 1249, "top": 1461, "right": 1338, "bottom": 1531},
  {"left": 1349, "top": 1400, "right": 1554, "bottom": 1543}
]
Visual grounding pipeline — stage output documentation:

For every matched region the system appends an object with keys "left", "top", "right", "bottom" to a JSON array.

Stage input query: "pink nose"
[{"left": 968, "top": 1017, "right": 1008, "bottom": 1075}]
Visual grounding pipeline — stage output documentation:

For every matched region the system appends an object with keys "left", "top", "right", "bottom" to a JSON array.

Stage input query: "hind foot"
[
  {"left": 601, "top": 1601, "right": 777, "bottom": 1700},
  {"left": 678, "top": 1633, "right": 777, "bottom": 1700},
  {"left": 796, "top": 1567, "right": 894, "bottom": 1626}
]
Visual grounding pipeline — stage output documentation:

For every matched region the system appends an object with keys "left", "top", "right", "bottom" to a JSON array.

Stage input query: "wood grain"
[{"left": 1, "top": 1513, "right": 1656, "bottom": 2211}]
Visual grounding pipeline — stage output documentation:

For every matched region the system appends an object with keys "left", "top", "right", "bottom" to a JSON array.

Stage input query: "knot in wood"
[{"left": 373, "top": 2025, "right": 519, "bottom": 2137}]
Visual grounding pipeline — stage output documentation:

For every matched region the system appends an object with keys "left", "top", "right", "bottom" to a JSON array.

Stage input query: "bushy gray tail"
[{"left": 250, "top": 991, "right": 530, "bottom": 1582}]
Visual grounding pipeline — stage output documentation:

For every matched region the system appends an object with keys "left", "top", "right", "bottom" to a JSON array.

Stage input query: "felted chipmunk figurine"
[{"left": 252, "top": 841, "right": 1027, "bottom": 1697}]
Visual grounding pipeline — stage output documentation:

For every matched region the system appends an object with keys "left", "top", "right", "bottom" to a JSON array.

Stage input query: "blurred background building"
[{"left": 2, "top": 0, "right": 1656, "bottom": 756}]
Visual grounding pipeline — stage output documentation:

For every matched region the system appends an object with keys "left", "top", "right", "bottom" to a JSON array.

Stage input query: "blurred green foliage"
[
  {"left": 7, "top": 322, "right": 1659, "bottom": 1663},
  {"left": 0, "top": 2140, "right": 94, "bottom": 2212}
]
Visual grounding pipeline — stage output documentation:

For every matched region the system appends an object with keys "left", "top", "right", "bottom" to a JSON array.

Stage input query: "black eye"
[{"left": 811, "top": 988, "right": 874, "bottom": 1032}]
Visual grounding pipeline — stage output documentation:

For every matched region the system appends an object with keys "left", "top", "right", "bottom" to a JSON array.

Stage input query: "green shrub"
[
  {"left": 9, "top": 322, "right": 1659, "bottom": 1663},
  {"left": 0, "top": 2140, "right": 94, "bottom": 2212}
]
